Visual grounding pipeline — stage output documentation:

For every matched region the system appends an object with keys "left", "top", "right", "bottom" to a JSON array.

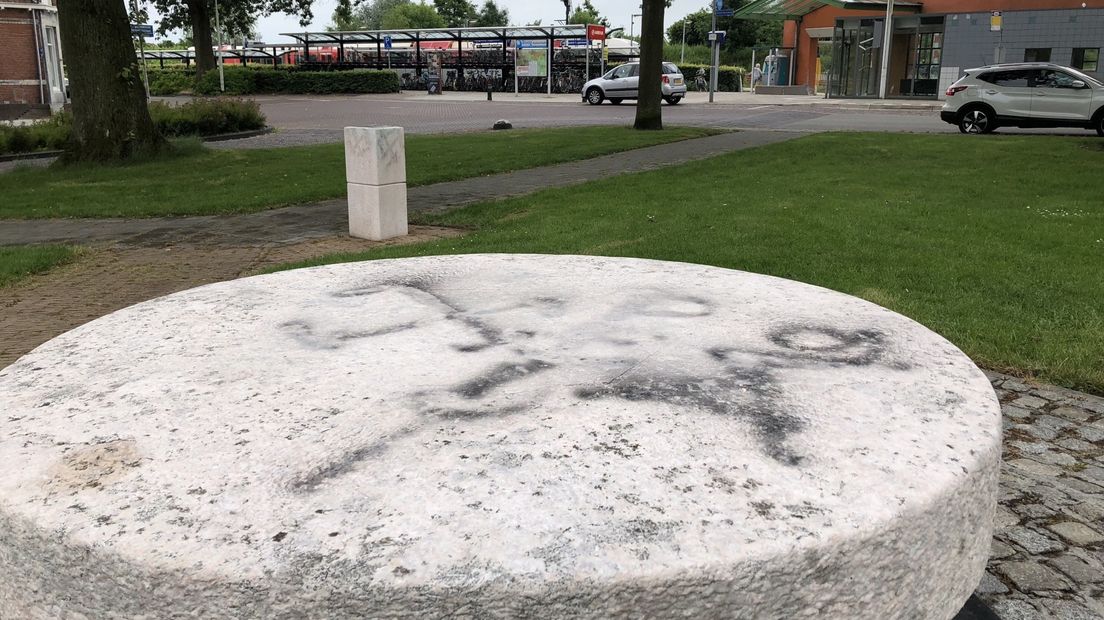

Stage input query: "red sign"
[{"left": 587, "top": 24, "right": 606, "bottom": 41}]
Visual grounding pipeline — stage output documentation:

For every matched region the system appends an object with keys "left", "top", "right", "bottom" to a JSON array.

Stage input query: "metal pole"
[
  {"left": 215, "top": 0, "right": 225, "bottom": 92},
  {"left": 680, "top": 20, "right": 686, "bottom": 64},
  {"left": 877, "top": 0, "right": 893, "bottom": 99},
  {"left": 751, "top": 49, "right": 756, "bottom": 92},
  {"left": 139, "top": 35, "right": 150, "bottom": 100},
  {"left": 547, "top": 29, "right": 552, "bottom": 95},
  {"left": 585, "top": 27, "right": 590, "bottom": 80},
  {"left": 709, "top": 3, "right": 717, "bottom": 103}
]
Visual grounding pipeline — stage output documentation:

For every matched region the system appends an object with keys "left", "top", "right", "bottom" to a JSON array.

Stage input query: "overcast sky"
[{"left": 147, "top": 0, "right": 715, "bottom": 44}]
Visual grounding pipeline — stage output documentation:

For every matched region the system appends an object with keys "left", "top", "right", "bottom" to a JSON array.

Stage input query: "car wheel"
[
  {"left": 1096, "top": 112, "right": 1104, "bottom": 137},
  {"left": 609, "top": 98, "right": 623, "bottom": 105},
  {"left": 586, "top": 87, "right": 604, "bottom": 105},
  {"left": 958, "top": 108, "right": 993, "bottom": 134},
  {"left": 664, "top": 96, "right": 682, "bottom": 105}
]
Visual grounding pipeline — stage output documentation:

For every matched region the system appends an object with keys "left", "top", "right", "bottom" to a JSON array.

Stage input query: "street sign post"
[{"left": 130, "top": 21, "right": 153, "bottom": 99}]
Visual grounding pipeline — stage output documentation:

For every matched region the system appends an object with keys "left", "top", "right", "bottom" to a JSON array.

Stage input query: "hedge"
[
  {"left": 192, "top": 66, "right": 400, "bottom": 96},
  {"left": 0, "top": 99, "right": 266, "bottom": 155},
  {"left": 674, "top": 64, "right": 747, "bottom": 91}
]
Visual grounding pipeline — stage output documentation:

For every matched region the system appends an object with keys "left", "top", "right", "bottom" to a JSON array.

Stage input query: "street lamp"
[{"left": 630, "top": 13, "right": 642, "bottom": 41}]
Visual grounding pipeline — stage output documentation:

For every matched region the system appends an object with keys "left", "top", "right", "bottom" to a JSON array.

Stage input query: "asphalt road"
[{"left": 238, "top": 92, "right": 949, "bottom": 137}]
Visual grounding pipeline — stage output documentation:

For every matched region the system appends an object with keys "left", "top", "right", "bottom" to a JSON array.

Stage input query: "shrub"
[
  {"left": 149, "top": 98, "right": 266, "bottom": 136},
  {"left": 192, "top": 66, "right": 400, "bottom": 96},
  {"left": 0, "top": 113, "right": 70, "bottom": 155},
  {"left": 148, "top": 68, "right": 197, "bottom": 96},
  {"left": 676, "top": 63, "right": 746, "bottom": 91},
  {"left": 0, "top": 101, "right": 266, "bottom": 155}
]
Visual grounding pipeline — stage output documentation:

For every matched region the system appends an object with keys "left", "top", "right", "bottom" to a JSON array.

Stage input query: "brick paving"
[{"left": 980, "top": 373, "right": 1104, "bottom": 619}]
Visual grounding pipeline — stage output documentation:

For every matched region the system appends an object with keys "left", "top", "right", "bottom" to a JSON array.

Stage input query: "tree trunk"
[
  {"left": 188, "top": 0, "right": 217, "bottom": 78},
  {"left": 633, "top": 0, "right": 665, "bottom": 130},
  {"left": 57, "top": 0, "right": 165, "bottom": 162}
]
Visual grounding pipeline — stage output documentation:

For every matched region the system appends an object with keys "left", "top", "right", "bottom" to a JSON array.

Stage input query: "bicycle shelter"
[{"left": 274, "top": 26, "right": 637, "bottom": 93}]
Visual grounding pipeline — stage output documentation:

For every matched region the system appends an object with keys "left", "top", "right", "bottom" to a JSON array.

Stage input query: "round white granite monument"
[{"left": 0, "top": 255, "right": 1002, "bottom": 619}]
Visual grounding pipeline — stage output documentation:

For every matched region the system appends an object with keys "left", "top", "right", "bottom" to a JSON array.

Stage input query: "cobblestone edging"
[{"left": 981, "top": 371, "right": 1104, "bottom": 619}]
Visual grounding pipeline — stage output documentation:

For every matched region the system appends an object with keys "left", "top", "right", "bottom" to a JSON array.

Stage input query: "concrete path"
[{"left": 0, "top": 130, "right": 798, "bottom": 248}]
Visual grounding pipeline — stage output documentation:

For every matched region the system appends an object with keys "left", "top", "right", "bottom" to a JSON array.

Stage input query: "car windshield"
[{"left": 662, "top": 63, "right": 680, "bottom": 74}]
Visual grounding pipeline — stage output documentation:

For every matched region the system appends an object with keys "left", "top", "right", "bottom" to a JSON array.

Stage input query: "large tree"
[
  {"left": 473, "top": 0, "right": 507, "bottom": 26},
  {"left": 433, "top": 0, "right": 475, "bottom": 27},
  {"left": 57, "top": 0, "right": 165, "bottom": 161},
  {"left": 633, "top": 0, "right": 666, "bottom": 130},
  {"left": 381, "top": 2, "right": 444, "bottom": 28},
  {"left": 153, "top": 0, "right": 313, "bottom": 78}
]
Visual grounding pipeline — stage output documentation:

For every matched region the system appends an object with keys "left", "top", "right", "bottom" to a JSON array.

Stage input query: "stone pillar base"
[{"left": 347, "top": 182, "right": 408, "bottom": 240}]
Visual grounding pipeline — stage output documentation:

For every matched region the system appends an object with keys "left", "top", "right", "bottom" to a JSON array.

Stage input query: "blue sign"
[
  {"left": 517, "top": 40, "right": 545, "bottom": 49},
  {"left": 715, "top": 0, "right": 724, "bottom": 10},
  {"left": 383, "top": 35, "right": 392, "bottom": 49},
  {"left": 717, "top": 9, "right": 734, "bottom": 16},
  {"left": 130, "top": 24, "right": 154, "bottom": 37},
  {"left": 566, "top": 39, "right": 587, "bottom": 46}
]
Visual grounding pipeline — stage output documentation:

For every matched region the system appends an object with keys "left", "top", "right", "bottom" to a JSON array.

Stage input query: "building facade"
[
  {"left": 0, "top": 0, "right": 66, "bottom": 117},
  {"left": 739, "top": 0, "right": 1104, "bottom": 99}
]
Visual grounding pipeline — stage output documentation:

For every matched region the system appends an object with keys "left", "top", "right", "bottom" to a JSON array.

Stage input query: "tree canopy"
[
  {"left": 433, "top": 0, "right": 475, "bottom": 26},
  {"left": 381, "top": 1, "right": 445, "bottom": 28},
  {"left": 473, "top": 0, "right": 508, "bottom": 27},
  {"left": 568, "top": 0, "right": 606, "bottom": 26},
  {"left": 666, "top": 7, "right": 782, "bottom": 50},
  {"left": 330, "top": 0, "right": 408, "bottom": 30}
]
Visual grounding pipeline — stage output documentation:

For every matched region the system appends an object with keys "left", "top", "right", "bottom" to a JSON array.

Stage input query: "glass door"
[{"left": 829, "top": 19, "right": 881, "bottom": 98}]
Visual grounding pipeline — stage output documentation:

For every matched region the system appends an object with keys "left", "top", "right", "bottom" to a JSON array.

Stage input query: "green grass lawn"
[
  {"left": 0, "top": 126, "right": 718, "bottom": 219},
  {"left": 274, "top": 133, "right": 1104, "bottom": 394},
  {"left": 0, "top": 245, "right": 77, "bottom": 287}
]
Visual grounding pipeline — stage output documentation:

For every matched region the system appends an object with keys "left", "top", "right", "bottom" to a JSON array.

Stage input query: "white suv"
[{"left": 941, "top": 62, "right": 1104, "bottom": 135}]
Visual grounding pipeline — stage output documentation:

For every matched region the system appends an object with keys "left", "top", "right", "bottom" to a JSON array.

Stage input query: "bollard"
[{"left": 343, "top": 126, "right": 408, "bottom": 241}]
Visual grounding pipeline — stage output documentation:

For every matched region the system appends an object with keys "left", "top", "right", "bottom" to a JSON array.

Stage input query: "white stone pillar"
[{"left": 344, "top": 126, "right": 408, "bottom": 240}]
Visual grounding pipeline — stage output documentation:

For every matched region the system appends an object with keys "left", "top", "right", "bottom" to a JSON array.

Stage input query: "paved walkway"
[{"left": 0, "top": 130, "right": 798, "bottom": 247}]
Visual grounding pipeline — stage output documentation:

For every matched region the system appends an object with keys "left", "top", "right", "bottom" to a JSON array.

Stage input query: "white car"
[
  {"left": 582, "top": 62, "right": 687, "bottom": 106},
  {"left": 941, "top": 62, "right": 1104, "bottom": 135}
]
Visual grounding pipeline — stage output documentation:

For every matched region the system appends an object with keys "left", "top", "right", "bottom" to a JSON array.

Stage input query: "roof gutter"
[{"left": 0, "top": 2, "right": 58, "bottom": 11}]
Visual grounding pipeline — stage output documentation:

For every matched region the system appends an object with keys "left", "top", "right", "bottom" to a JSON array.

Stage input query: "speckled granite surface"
[{"left": 0, "top": 255, "right": 1002, "bottom": 619}]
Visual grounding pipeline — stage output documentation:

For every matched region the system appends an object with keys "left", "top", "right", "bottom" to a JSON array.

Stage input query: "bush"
[
  {"left": 147, "top": 68, "right": 197, "bottom": 96},
  {"left": 192, "top": 66, "right": 400, "bottom": 96},
  {"left": 0, "top": 113, "right": 71, "bottom": 155},
  {"left": 0, "top": 101, "right": 266, "bottom": 155},
  {"left": 676, "top": 63, "right": 746, "bottom": 91},
  {"left": 149, "top": 98, "right": 266, "bottom": 136}
]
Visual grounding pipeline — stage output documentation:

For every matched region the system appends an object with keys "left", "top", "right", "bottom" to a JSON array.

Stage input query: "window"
[
  {"left": 1032, "top": 70, "right": 1081, "bottom": 89},
  {"left": 979, "top": 70, "right": 1032, "bottom": 88},
  {"left": 906, "top": 32, "right": 942, "bottom": 80},
  {"left": 611, "top": 64, "right": 633, "bottom": 79},
  {"left": 1024, "top": 48, "right": 1051, "bottom": 63},
  {"left": 1072, "top": 48, "right": 1100, "bottom": 72},
  {"left": 662, "top": 63, "right": 680, "bottom": 74}
]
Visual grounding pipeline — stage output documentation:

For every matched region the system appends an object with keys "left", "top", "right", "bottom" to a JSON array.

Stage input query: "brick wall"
[{"left": 0, "top": 5, "right": 45, "bottom": 105}]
